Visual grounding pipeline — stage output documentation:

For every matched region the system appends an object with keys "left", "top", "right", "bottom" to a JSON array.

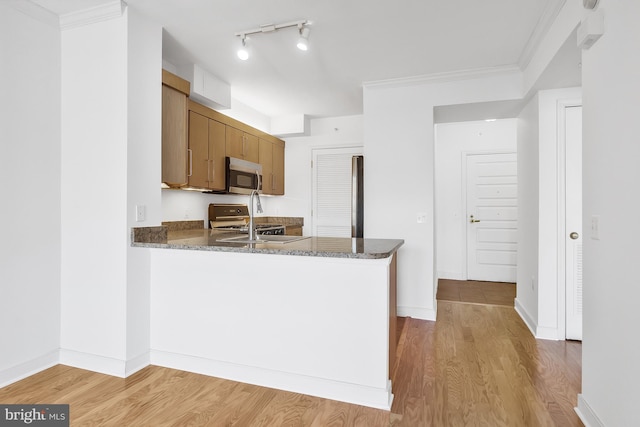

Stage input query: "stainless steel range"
[{"left": 208, "top": 204, "right": 285, "bottom": 236}]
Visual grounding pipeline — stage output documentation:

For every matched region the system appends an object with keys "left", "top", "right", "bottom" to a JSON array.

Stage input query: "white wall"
[
  {"left": 0, "top": 4, "right": 61, "bottom": 386},
  {"left": 363, "top": 72, "right": 522, "bottom": 320},
  {"left": 515, "top": 87, "right": 582, "bottom": 340},
  {"left": 125, "top": 6, "right": 163, "bottom": 372},
  {"left": 515, "top": 94, "right": 540, "bottom": 329},
  {"left": 578, "top": 1, "right": 640, "bottom": 425},
  {"left": 435, "top": 119, "right": 517, "bottom": 280},
  {"left": 60, "top": 11, "right": 129, "bottom": 374},
  {"left": 272, "top": 115, "right": 364, "bottom": 235}
]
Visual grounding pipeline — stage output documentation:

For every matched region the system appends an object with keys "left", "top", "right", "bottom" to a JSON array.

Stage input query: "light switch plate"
[
  {"left": 136, "top": 205, "right": 146, "bottom": 222},
  {"left": 590, "top": 215, "right": 600, "bottom": 240}
]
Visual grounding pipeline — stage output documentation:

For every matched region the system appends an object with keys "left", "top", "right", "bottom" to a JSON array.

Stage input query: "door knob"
[
  {"left": 469, "top": 215, "right": 481, "bottom": 223},
  {"left": 570, "top": 232, "right": 579, "bottom": 240}
]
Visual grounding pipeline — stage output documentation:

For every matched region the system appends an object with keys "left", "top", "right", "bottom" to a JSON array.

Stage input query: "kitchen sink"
[{"left": 218, "top": 235, "right": 310, "bottom": 244}]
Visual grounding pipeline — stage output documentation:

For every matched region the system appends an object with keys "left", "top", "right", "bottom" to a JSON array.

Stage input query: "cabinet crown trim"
[{"left": 162, "top": 69, "right": 191, "bottom": 96}]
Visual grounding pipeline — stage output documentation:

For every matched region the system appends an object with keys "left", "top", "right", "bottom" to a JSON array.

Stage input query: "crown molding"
[
  {"left": 59, "top": 0, "right": 126, "bottom": 31},
  {"left": 10, "top": 0, "right": 59, "bottom": 28},
  {"left": 362, "top": 65, "right": 522, "bottom": 89},
  {"left": 518, "top": 0, "right": 567, "bottom": 70}
]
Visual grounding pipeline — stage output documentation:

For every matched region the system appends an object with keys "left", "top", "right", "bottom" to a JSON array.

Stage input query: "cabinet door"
[
  {"left": 272, "top": 142, "right": 285, "bottom": 195},
  {"left": 259, "top": 139, "right": 274, "bottom": 194},
  {"left": 208, "top": 119, "right": 226, "bottom": 191},
  {"left": 188, "top": 111, "right": 209, "bottom": 189},
  {"left": 225, "top": 126, "right": 244, "bottom": 159},
  {"left": 226, "top": 126, "right": 259, "bottom": 163},
  {"left": 162, "top": 85, "right": 188, "bottom": 187},
  {"left": 244, "top": 133, "right": 259, "bottom": 163}
]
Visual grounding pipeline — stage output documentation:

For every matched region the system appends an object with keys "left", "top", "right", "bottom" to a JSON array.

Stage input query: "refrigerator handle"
[{"left": 351, "top": 155, "right": 364, "bottom": 238}]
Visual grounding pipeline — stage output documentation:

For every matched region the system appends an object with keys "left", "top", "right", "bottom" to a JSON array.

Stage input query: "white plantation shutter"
[{"left": 312, "top": 147, "right": 363, "bottom": 237}]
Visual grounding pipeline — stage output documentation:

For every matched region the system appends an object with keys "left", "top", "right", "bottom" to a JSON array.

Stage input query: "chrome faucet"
[{"left": 248, "top": 171, "right": 263, "bottom": 241}]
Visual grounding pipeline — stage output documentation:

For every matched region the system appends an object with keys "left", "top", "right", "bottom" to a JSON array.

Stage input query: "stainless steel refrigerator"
[{"left": 351, "top": 155, "right": 364, "bottom": 238}]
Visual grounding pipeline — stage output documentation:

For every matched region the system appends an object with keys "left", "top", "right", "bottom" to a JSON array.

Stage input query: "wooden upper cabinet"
[
  {"left": 226, "top": 126, "right": 259, "bottom": 163},
  {"left": 259, "top": 139, "right": 285, "bottom": 195},
  {"left": 259, "top": 139, "right": 273, "bottom": 194},
  {"left": 161, "top": 72, "right": 190, "bottom": 187},
  {"left": 208, "top": 120, "right": 226, "bottom": 190},
  {"left": 272, "top": 141, "right": 285, "bottom": 195},
  {"left": 188, "top": 111, "right": 226, "bottom": 191}
]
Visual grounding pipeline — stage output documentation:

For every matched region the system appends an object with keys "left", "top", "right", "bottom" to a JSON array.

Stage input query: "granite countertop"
[{"left": 131, "top": 225, "right": 403, "bottom": 260}]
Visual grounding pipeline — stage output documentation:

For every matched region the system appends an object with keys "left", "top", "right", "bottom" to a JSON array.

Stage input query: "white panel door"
[
  {"left": 312, "top": 147, "right": 363, "bottom": 237},
  {"left": 466, "top": 152, "right": 518, "bottom": 282},
  {"left": 565, "top": 106, "right": 583, "bottom": 340}
]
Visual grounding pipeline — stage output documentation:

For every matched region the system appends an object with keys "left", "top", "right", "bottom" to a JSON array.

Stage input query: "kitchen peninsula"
[{"left": 132, "top": 223, "right": 403, "bottom": 410}]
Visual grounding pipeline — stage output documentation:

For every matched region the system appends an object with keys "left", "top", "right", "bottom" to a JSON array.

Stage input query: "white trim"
[
  {"left": 59, "top": 349, "right": 126, "bottom": 378},
  {"left": 12, "top": 0, "right": 59, "bottom": 27},
  {"left": 437, "top": 271, "right": 465, "bottom": 281},
  {"left": 397, "top": 305, "right": 436, "bottom": 321},
  {"left": 556, "top": 98, "right": 582, "bottom": 341},
  {"left": 150, "top": 350, "right": 393, "bottom": 410},
  {"left": 518, "top": 0, "right": 568, "bottom": 69},
  {"left": 515, "top": 298, "right": 562, "bottom": 340},
  {"left": 535, "top": 325, "right": 562, "bottom": 341},
  {"left": 576, "top": 394, "right": 605, "bottom": 427},
  {"left": 0, "top": 350, "right": 59, "bottom": 388},
  {"left": 363, "top": 65, "right": 521, "bottom": 89},
  {"left": 59, "top": 0, "right": 126, "bottom": 30},
  {"left": 514, "top": 298, "right": 537, "bottom": 337},
  {"left": 125, "top": 352, "right": 150, "bottom": 377}
]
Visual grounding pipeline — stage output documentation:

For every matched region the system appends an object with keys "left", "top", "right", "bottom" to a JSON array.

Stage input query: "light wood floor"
[
  {"left": 437, "top": 278, "right": 516, "bottom": 306},
  {"left": 0, "top": 303, "right": 581, "bottom": 426}
]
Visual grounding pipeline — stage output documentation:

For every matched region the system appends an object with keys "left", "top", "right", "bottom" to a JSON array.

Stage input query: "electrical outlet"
[
  {"left": 136, "top": 205, "right": 146, "bottom": 222},
  {"left": 591, "top": 215, "right": 600, "bottom": 240},
  {"left": 417, "top": 213, "right": 427, "bottom": 224}
]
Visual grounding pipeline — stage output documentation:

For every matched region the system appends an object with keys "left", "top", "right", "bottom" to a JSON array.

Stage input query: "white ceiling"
[{"left": 31, "top": 0, "right": 577, "bottom": 119}]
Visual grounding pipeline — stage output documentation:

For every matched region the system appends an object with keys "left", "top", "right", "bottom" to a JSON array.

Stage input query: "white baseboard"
[
  {"left": 150, "top": 350, "right": 393, "bottom": 410},
  {"left": 576, "top": 394, "right": 605, "bottom": 427},
  {"left": 125, "top": 352, "right": 150, "bottom": 377},
  {"left": 397, "top": 305, "right": 436, "bottom": 321},
  {"left": 514, "top": 298, "right": 537, "bottom": 337},
  {"left": 437, "top": 271, "right": 465, "bottom": 281},
  {"left": 514, "top": 299, "right": 561, "bottom": 340},
  {"left": 0, "top": 350, "right": 59, "bottom": 388},
  {"left": 59, "top": 349, "right": 127, "bottom": 378},
  {"left": 535, "top": 325, "right": 561, "bottom": 340}
]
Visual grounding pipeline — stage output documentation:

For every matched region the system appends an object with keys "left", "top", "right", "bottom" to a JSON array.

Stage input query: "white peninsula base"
[{"left": 149, "top": 248, "right": 397, "bottom": 410}]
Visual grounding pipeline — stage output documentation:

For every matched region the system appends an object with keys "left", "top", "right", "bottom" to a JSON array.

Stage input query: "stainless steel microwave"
[{"left": 226, "top": 157, "right": 262, "bottom": 195}]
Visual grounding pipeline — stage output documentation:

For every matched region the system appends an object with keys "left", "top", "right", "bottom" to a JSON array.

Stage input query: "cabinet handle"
[
  {"left": 272, "top": 173, "right": 275, "bottom": 190},
  {"left": 210, "top": 159, "right": 215, "bottom": 183},
  {"left": 188, "top": 149, "right": 193, "bottom": 177},
  {"left": 206, "top": 159, "right": 211, "bottom": 183},
  {"left": 242, "top": 136, "right": 246, "bottom": 157}
]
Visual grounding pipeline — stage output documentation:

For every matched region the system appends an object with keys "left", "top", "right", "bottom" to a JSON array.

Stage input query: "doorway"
[
  {"left": 434, "top": 120, "right": 518, "bottom": 283},
  {"left": 559, "top": 103, "right": 583, "bottom": 340},
  {"left": 311, "top": 146, "right": 363, "bottom": 237}
]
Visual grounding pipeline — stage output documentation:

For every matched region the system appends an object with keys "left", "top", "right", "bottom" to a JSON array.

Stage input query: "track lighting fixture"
[
  {"left": 237, "top": 35, "right": 249, "bottom": 60},
  {"left": 235, "top": 19, "right": 310, "bottom": 60},
  {"left": 296, "top": 26, "right": 310, "bottom": 51}
]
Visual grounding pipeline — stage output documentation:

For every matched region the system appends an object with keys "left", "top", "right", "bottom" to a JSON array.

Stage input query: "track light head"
[
  {"left": 237, "top": 35, "right": 249, "bottom": 60},
  {"left": 297, "top": 26, "right": 310, "bottom": 51}
]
